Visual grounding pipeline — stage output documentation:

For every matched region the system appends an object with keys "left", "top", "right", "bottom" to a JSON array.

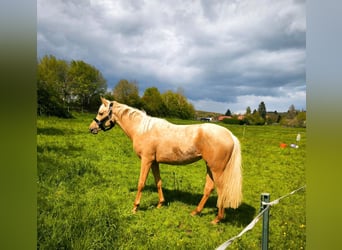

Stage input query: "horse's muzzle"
[
  {"left": 89, "top": 124, "right": 99, "bottom": 134},
  {"left": 89, "top": 119, "right": 100, "bottom": 134},
  {"left": 89, "top": 128, "right": 98, "bottom": 134}
]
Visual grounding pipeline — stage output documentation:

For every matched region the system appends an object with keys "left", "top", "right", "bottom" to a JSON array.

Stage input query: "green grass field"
[{"left": 37, "top": 113, "right": 306, "bottom": 249}]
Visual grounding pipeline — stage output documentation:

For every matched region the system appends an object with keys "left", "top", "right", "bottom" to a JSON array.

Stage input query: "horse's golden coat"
[{"left": 89, "top": 97, "right": 242, "bottom": 223}]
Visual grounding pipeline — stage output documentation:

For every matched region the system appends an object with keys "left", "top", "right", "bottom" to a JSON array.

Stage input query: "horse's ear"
[{"left": 100, "top": 96, "right": 108, "bottom": 107}]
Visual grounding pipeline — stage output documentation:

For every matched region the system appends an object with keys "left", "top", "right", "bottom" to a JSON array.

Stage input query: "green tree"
[
  {"left": 141, "top": 87, "right": 167, "bottom": 116},
  {"left": 249, "top": 112, "right": 265, "bottom": 125},
  {"left": 296, "top": 111, "right": 306, "bottom": 127},
  {"left": 161, "top": 90, "right": 195, "bottom": 119},
  {"left": 102, "top": 91, "right": 115, "bottom": 100},
  {"left": 161, "top": 90, "right": 179, "bottom": 117},
  {"left": 266, "top": 111, "right": 281, "bottom": 124},
  {"left": 280, "top": 105, "right": 306, "bottom": 127},
  {"left": 244, "top": 109, "right": 265, "bottom": 125},
  {"left": 37, "top": 55, "right": 108, "bottom": 115},
  {"left": 68, "top": 60, "right": 107, "bottom": 112},
  {"left": 287, "top": 104, "right": 297, "bottom": 119},
  {"left": 225, "top": 109, "right": 232, "bottom": 116},
  {"left": 246, "top": 106, "right": 251, "bottom": 115},
  {"left": 258, "top": 101, "right": 267, "bottom": 120},
  {"left": 37, "top": 55, "right": 72, "bottom": 117},
  {"left": 113, "top": 79, "right": 142, "bottom": 108}
]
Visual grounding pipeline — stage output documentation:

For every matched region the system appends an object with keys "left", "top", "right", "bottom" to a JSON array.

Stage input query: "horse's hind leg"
[
  {"left": 211, "top": 206, "right": 225, "bottom": 224},
  {"left": 151, "top": 162, "right": 165, "bottom": 208},
  {"left": 191, "top": 168, "right": 214, "bottom": 216},
  {"left": 194, "top": 165, "right": 226, "bottom": 224},
  {"left": 211, "top": 173, "right": 225, "bottom": 224}
]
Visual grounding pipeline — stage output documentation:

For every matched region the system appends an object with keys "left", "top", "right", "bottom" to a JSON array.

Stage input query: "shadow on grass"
[
  {"left": 37, "top": 144, "right": 84, "bottom": 155},
  {"left": 131, "top": 185, "right": 256, "bottom": 227},
  {"left": 37, "top": 127, "right": 82, "bottom": 136},
  {"left": 37, "top": 127, "right": 65, "bottom": 135}
]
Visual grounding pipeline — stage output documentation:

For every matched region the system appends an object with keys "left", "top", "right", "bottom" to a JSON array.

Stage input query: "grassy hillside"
[
  {"left": 37, "top": 113, "right": 306, "bottom": 249},
  {"left": 195, "top": 110, "right": 223, "bottom": 119}
]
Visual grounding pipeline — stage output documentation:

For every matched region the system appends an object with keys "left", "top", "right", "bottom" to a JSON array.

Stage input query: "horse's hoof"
[
  {"left": 210, "top": 218, "right": 220, "bottom": 224},
  {"left": 191, "top": 210, "right": 199, "bottom": 216},
  {"left": 157, "top": 202, "right": 164, "bottom": 209},
  {"left": 132, "top": 206, "right": 139, "bottom": 214}
]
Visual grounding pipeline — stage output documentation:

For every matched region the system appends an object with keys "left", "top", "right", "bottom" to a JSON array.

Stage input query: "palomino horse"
[{"left": 89, "top": 97, "right": 242, "bottom": 224}]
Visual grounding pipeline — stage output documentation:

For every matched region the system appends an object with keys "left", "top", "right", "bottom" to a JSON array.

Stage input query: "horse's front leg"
[
  {"left": 151, "top": 162, "right": 165, "bottom": 208},
  {"left": 132, "top": 158, "right": 152, "bottom": 213}
]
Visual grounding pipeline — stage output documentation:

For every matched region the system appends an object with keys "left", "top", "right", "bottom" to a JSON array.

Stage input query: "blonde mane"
[{"left": 114, "top": 102, "right": 169, "bottom": 134}]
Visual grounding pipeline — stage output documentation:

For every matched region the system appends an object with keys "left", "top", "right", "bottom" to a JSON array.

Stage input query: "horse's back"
[
  {"left": 199, "top": 123, "right": 235, "bottom": 143},
  {"left": 150, "top": 122, "right": 234, "bottom": 150}
]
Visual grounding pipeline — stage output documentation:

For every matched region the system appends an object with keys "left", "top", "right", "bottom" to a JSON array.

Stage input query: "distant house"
[
  {"left": 218, "top": 115, "right": 245, "bottom": 121},
  {"left": 218, "top": 115, "right": 232, "bottom": 121},
  {"left": 237, "top": 115, "right": 245, "bottom": 120}
]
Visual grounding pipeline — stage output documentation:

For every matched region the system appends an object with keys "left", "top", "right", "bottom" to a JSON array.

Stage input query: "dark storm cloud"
[{"left": 37, "top": 0, "right": 306, "bottom": 113}]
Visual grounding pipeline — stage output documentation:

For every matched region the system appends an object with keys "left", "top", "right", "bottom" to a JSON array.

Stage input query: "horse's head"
[{"left": 89, "top": 97, "right": 116, "bottom": 134}]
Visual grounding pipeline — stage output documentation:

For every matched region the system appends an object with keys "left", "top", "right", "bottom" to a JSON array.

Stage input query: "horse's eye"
[{"left": 99, "top": 112, "right": 104, "bottom": 116}]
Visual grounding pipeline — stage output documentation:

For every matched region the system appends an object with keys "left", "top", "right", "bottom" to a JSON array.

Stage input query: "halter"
[{"left": 93, "top": 102, "right": 115, "bottom": 131}]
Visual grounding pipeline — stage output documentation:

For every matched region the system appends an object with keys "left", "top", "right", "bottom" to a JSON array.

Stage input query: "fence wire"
[{"left": 216, "top": 185, "right": 306, "bottom": 250}]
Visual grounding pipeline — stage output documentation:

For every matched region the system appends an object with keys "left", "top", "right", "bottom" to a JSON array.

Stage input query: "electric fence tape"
[{"left": 216, "top": 185, "right": 306, "bottom": 250}]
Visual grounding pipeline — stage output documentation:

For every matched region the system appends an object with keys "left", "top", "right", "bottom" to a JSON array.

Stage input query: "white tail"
[{"left": 217, "top": 134, "right": 242, "bottom": 208}]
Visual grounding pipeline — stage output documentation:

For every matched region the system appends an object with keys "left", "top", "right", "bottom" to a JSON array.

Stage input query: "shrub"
[{"left": 222, "top": 117, "right": 244, "bottom": 125}]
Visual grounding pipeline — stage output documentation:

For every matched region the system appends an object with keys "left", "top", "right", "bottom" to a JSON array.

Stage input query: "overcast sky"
[{"left": 37, "top": 0, "right": 306, "bottom": 114}]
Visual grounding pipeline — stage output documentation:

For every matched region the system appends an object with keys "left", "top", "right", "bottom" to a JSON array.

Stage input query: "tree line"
[
  {"left": 38, "top": 55, "right": 107, "bottom": 117},
  {"left": 111, "top": 80, "right": 195, "bottom": 119},
  {"left": 37, "top": 55, "right": 195, "bottom": 119},
  {"left": 37, "top": 54, "right": 305, "bottom": 126},
  {"left": 223, "top": 102, "right": 306, "bottom": 127}
]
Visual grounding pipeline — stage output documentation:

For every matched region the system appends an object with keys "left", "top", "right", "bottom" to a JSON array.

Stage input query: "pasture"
[{"left": 37, "top": 113, "right": 306, "bottom": 249}]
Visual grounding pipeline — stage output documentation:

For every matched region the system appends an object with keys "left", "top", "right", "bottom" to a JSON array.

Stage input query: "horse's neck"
[
  {"left": 117, "top": 117, "right": 138, "bottom": 141},
  {"left": 114, "top": 106, "right": 142, "bottom": 140}
]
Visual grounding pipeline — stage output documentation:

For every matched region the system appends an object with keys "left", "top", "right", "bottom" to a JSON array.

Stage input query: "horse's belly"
[
  {"left": 158, "top": 156, "right": 202, "bottom": 165},
  {"left": 156, "top": 145, "right": 202, "bottom": 165}
]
